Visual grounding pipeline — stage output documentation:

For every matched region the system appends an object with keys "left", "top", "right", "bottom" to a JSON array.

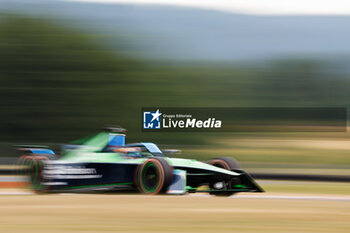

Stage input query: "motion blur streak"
[
  {"left": 68, "top": 0, "right": 350, "bottom": 15},
  {"left": 0, "top": 1, "right": 349, "bottom": 232},
  {"left": 0, "top": 1, "right": 348, "bottom": 173}
]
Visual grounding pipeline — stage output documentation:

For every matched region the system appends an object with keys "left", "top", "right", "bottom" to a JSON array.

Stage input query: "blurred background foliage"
[{"left": 0, "top": 13, "right": 349, "bottom": 167}]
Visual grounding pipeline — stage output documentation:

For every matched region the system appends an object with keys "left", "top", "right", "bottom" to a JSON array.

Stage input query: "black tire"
[
  {"left": 17, "top": 154, "right": 56, "bottom": 177},
  {"left": 207, "top": 157, "right": 240, "bottom": 170},
  {"left": 207, "top": 157, "right": 240, "bottom": 196},
  {"left": 135, "top": 157, "right": 173, "bottom": 194},
  {"left": 17, "top": 155, "right": 31, "bottom": 177}
]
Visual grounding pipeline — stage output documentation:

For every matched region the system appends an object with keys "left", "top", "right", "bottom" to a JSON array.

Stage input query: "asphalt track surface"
[
  {"left": 0, "top": 190, "right": 349, "bottom": 202},
  {"left": 0, "top": 192, "right": 349, "bottom": 233},
  {"left": 0, "top": 177, "right": 349, "bottom": 202}
]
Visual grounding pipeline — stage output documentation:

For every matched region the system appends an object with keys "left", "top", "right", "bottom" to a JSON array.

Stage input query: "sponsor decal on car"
[{"left": 44, "top": 165, "right": 102, "bottom": 179}]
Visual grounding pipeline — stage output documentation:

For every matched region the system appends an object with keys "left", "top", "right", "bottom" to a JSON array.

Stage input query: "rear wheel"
[
  {"left": 135, "top": 157, "right": 173, "bottom": 194},
  {"left": 207, "top": 157, "right": 241, "bottom": 196},
  {"left": 17, "top": 155, "right": 32, "bottom": 177},
  {"left": 29, "top": 158, "right": 49, "bottom": 193},
  {"left": 17, "top": 154, "right": 56, "bottom": 177}
]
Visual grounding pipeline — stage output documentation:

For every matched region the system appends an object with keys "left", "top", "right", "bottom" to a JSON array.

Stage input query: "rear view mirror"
[{"left": 162, "top": 149, "right": 181, "bottom": 156}]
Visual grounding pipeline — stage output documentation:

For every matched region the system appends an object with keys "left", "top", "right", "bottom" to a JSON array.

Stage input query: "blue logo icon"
[{"left": 143, "top": 109, "right": 162, "bottom": 129}]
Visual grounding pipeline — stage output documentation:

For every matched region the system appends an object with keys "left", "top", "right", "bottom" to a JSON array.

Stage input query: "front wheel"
[
  {"left": 207, "top": 157, "right": 241, "bottom": 196},
  {"left": 135, "top": 157, "right": 173, "bottom": 195}
]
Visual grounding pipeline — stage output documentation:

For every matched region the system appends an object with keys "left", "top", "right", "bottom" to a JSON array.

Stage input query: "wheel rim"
[{"left": 141, "top": 162, "right": 160, "bottom": 193}]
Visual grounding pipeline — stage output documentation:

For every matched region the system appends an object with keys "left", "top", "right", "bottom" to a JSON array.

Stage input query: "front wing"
[{"left": 31, "top": 161, "right": 263, "bottom": 194}]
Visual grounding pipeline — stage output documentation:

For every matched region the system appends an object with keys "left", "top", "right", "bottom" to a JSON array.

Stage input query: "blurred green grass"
[
  {"left": 180, "top": 146, "right": 350, "bottom": 165},
  {"left": 0, "top": 14, "right": 350, "bottom": 169},
  {"left": 176, "top": 134, "right": 350, "bottom": 166}
]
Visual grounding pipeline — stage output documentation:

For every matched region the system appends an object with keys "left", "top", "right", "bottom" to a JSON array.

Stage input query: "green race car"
[{"left": 16, "top": 127, "right": 263, "bottom": 196}]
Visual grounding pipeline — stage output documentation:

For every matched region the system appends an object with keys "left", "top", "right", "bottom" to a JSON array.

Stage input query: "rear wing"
[{"left": 14, "top": 145, "right": 55, "bottom": 155}]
